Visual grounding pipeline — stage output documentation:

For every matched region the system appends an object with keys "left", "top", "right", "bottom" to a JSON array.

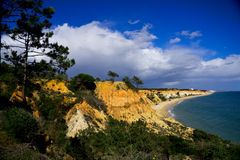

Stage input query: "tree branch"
[{"left": 7, "top": 35, "right": 25, "bottom": 44}]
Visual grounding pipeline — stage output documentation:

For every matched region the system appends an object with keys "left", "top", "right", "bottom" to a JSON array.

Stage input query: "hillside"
[
  {"left": 64, "top": 81, "right": 210, "bottom": 138},
  {"left": 7, "top": 80, "right": 210, "bottom": 139},
  {"left": 1, "top": 79, "right": 239, "bottom": 160}
]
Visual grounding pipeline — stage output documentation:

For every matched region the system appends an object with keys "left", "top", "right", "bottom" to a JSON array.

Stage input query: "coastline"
[{"left": 152, "top": 93, "right": 213, "bottom": 119}]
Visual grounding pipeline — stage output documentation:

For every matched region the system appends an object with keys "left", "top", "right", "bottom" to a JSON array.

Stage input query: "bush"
[
  {"left": 68, "top": 118, "right": 170, "bottom": 159},
  {"left": 192, "top": 129, "right": 221, "bottom": 142},
  {"left": 0, "top": 143, "right": 50, "bottom": 160},
  {"left": 3, "top": 108, "right": 39, "bottom": 142},
  {"left": 36, "top": 91, "right": 73, "bottom": 153},
  {"left": 69, "top": 73, "right": 96, "bottom": 92},
  {"left": 37, "top": 92, "right": 64, "bottom": 121},
  {"left": 0, "top": 94, "right": 13, "bottom": 110},
  {"left": 63, "top": 117, "right": 240, "bottom": 159}
]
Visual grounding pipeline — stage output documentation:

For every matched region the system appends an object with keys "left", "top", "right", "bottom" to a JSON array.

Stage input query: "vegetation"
[
  {"left": 69, "top": 73, "right": 96, "bottom": 92},
  {"left": 107, "top": 70, "right": 119, "bottom": 82},
  {"left": 0, "top": 1, "right": 240, "bottom": 160},
  {"left": 122, "top": 75, "right": 144, "bottom": 91},
  {"left": 122, "top": 76, "right": 135, "bottom": 89},
  {"left": 3, "top": 107, "right": 39, "bottom": 142},
  {"left": 65, "top": 118, "right": 240, "bottom": 160},
  {"left": 1, "top": 0, "right": 75, "bottom": 99},
  {"left": 132, "top": 75, "right": 143, "bottom": 89},
  {"left": 1, "top": 73, "right": 240, "bottom": 159}
]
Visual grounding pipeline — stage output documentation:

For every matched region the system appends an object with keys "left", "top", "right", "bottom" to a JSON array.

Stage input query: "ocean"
[{"left": 171, "top": 92, "right": 240, "bottom": 143}]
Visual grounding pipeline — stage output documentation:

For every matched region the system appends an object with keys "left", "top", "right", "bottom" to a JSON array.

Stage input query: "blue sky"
[{"left": 45, "top": 0, "right": 240, "bottom": 90}]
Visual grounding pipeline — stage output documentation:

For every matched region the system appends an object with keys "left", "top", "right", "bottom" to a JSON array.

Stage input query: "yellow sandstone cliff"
[
  {"left": 9, "top": 80, "right": 210, "bottom": 140},
  {"left": 65, "top": 81, "right": 209, "bottom": 139}
]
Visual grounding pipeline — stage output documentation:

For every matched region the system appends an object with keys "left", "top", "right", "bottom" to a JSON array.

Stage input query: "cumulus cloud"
[
  {"left": 49, "top": 22, "right": 240, "bottom": 90},
  {"left": 179, "top": 30, "right": 202, "bottom": 39},
  {"left": 169, "top": 37, "right": 181, "bottom": 44},
  {"left": 128, "top": 19, "right": 140, "bottom": 25},
  {"left": 4, "top": 21, "right": 240, "bottom": 90}
]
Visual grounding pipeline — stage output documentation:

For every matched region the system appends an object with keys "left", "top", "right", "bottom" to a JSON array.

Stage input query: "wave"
[{"left": 168, "top": 109, "right": 175, "bottom": 117}]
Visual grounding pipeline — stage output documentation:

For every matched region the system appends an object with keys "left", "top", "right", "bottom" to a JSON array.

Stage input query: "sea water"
[{"left": 172, "top": 92, "right": 240, "bottom": 142}]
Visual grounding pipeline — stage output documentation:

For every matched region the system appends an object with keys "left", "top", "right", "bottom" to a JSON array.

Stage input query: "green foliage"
[
  {"left": 36, "top": 91, "right": 72, "bottom": 154},
  {"left": 157, "top": 92, "right": 167, "bottom": 101},
  {"left": 67, "top": 118, "right": 168, "bottom": 159},
  {"left": 122, "top": 76, "right": 135, "bottom": 90},
  {"left": 192, "top": 129, "right": 222, "bottom": 142},
  {"left": 107, "top": 70, "right": 119, "bottom": 82},
  {"left": 1, "top": 0, "right": 75, "bottom": 99},
  {"left": 0, "top": 144, "right": 50, "bottom": 160},
  {"left": 65, "top": 118, "right": 240, "bottom": 160},
  {"left": 3, "top": 108, "right": 39, "bottom": 142},
  {"left": 75, "top": 90, "right": 108, "bottom": 113},
  {"left": 69, "top": 73, "right": 96, "bottom": 92},
  {"left": 132, "top": 75, "right": 143, "bottom": 88},
  {"left": 37, "top": 92, "right": 65, "bottom": 121},
  {"left": 167, "top": 136, "right": 194, "bottom": 155},
  {"left": 0, "top": 63, "right": 18, "bottom": 99},
  {"left": 28, "top": 60, "right": 56, "bottom": 79}
]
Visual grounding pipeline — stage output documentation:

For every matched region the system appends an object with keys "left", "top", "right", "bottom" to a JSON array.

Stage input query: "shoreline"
[{"left": 152, "top": 93, "right": 213, "bottom": 119}]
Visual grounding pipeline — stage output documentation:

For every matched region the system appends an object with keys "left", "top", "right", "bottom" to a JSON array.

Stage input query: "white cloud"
[
  {"left": 169, "top": 37, "right": 181, "bottom": 44},
  {"left": 4, "top": 21, "right": 240, "bottom": 90},
  {"left": 124, "top": 24, "right": 157, "bottom": 47},
  {"left": 128, "top": 19, "right": 140, "bottom": 25},
  {"left": 180, "top": 30, "right": 202, "bottom": 39},
  {"left": 49, "top": 22, "right": 240, "bottom": 88}
]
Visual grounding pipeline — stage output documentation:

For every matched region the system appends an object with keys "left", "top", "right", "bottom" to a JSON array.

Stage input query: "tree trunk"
[
  {"left": 0, "top": 7, "right": 2, "bottom": 68},
  {"left": 22, "top": 34, "right": 30, "bottom": 100}
]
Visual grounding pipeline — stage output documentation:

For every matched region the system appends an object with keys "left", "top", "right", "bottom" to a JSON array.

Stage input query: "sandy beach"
[{"left": 152, "top": 94, "right": 212, "bottom": 119}]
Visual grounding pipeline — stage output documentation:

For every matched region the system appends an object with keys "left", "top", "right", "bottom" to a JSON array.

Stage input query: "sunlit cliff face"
[
  {"left": 9, "top": 80, "right": 209, "bottom": 139},
  {"left": 65, "top": 81, "right": 209, "bottom": 138}
]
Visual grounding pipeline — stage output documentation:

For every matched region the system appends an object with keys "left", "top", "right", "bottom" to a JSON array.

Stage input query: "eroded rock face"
[
  {"left": 65, "top": 101, "right": 107, "bottom": 137},
  {"left": 65, "top": 107, "right": 89, "bottom": 137},
  {"left": 65, "top": 81, "right": 204, "bottom": 138},
  {"left": 95, "top": 82, "right": 157, "bottom": 123},
  {"left": 10, "top": 80, "right": 208, "bottom": 139}
]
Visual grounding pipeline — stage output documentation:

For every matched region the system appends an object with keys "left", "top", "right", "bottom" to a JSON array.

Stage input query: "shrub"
[
  {"left": 192, "top": 129, "right": 221, "bottom": 142},
  {"left": 69, "top": 73, "right": 96, "bottom": 92},
  {"left": 157, "top": 93, "right": 167, "bottom": 101},
  {"left": 0, "top": 94, "right": 13, "bottom": 110},
  {"left": 0, "top": 143, "right": 50, "bottom": 160},
  {"left": 3, "top": 107, "right": 39, "bottom": 142},
  {"left": 37, "top": 92, "right": 64, "bottom": 121},
  {"left": 64, "top": 117, "right": 240, "bottom": 159}
]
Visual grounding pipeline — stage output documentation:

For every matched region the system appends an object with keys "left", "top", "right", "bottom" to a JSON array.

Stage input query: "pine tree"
[
  {"left": 1, "top": 0, "right": 75, "bottom": 99},
  {"left": 107, "top": 70, "right": 119, "bottom": 82},
  {"left": 132, "top": 75, "right": 143, "bottom": 89}
]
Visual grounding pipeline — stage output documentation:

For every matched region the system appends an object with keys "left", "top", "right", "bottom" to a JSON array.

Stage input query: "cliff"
[
  {"left": 65, "top": 81, "right": 210, "bottom": 139},
  {"left": 9, "top": 80, "right": 211, "bottom": 139}
]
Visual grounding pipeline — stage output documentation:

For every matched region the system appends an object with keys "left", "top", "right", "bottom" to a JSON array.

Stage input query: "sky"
[{"left": 43, "top": 0, "right": 240, "bottom": 91}]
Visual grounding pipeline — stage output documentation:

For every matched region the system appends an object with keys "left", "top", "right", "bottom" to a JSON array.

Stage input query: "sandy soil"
[{"left": 152, "top": 94, "right": 212, "bottom": 119}]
